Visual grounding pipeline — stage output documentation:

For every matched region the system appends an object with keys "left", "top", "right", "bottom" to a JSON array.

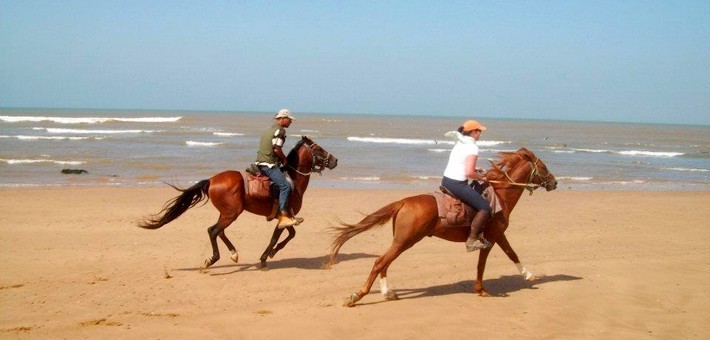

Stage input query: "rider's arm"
[
  {"left": 273, "top": 146, "right": 288, "bottom": 167},
  {"left": 465, "top": 155, "right": 487, "bottom": 182}
]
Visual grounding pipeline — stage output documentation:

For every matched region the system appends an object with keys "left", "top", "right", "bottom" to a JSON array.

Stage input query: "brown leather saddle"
[
  {"left": 245, "top": 164, "right": 295, "bottom": 222},
  {"left": 433, "top": 182, "right": 491, "bottom": 227},
  {"left": 432, "top": 186, "right": 474, "bottom": 226},
  {"left": 245, "top": 164, "right": 274, "bottom": 200}
]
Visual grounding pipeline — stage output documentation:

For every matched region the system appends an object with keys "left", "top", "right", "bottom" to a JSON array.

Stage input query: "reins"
[
  {"left": 488, "top": 157, "right": 550, "bottom": 195},
  {"left": 286, "top": 140, "right": 330, "bottom": 176}
]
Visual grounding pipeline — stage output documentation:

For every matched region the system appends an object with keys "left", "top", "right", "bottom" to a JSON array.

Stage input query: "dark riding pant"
[
  {"left": 260, "top": 165, "right": 290, "bottom": 212},
  {"left": 441, "top": 176, "right": 492, "bottom": 213}
]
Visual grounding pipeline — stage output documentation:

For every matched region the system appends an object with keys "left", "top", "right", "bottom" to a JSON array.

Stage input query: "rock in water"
[{"left": 61, "top": 169, "right": 88, "bottom": 174}]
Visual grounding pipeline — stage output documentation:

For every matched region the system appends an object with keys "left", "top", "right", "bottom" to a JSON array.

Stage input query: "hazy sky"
[{"left": 1, "top": 1, "right": 708, "bottom": 125}]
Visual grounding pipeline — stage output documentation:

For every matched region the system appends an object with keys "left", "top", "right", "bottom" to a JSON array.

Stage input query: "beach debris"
[{"left": 61, "top": 168, "right": 88, "bottom": 174}]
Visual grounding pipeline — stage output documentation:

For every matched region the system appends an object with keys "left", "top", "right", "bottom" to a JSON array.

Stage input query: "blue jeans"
[
  {"left": 441, "top": 176, "right": 491, "bottom": 213},
  {"left": 260, "top": 166, "right": 291, "bottom": 212}
]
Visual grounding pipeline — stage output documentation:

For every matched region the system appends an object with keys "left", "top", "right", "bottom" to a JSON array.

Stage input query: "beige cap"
[{"left": 274, "top": 109, "right": 295, "bottom": 120}]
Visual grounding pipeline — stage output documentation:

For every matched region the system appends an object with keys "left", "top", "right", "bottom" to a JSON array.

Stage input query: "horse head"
[
  {"left": 517, "top": 147, "right": 557, "bottom": 191},
  {"left": 289, "top": 136, "right": 338, "bottom": 174}
]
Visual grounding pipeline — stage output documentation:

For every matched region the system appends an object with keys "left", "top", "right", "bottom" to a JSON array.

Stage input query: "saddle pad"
[
  {"left": 431, "top": 185, "right": 503, "bottom": 227},
  {"left": 431, "top": 191, "right": 473, "bottom": 226},
  {"left": 482, "top": 185, "right": 503, "bottom": 215},
  {"left": 247, "top": 173, "right": 271, "bottom": 199}
]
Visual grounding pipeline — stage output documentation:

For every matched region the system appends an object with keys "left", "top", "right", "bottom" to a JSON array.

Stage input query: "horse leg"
[
  {"left": 259, "top": 227, "right": 285, "bottom": 270},
  {"left": 204, "top": 215, "right": 237, "bottom": 269},
  {"left": 496, "top": 233, "right": 536, "bottom": 281},
  {"left": 378, "top": 265, "right": 398, "bottom": 300},
  {"left": 202, "top": 170, "right": 244, "bottom": 268},
  {"left": 218, "top": 231, "right": 239, "bottom": 263},
  {"left": 475, "top": 246, "right": 494, "bottom": 296},
  {"left": 269, "top": 226, "right": 296, "bottom": 259},
  {"left": 204, "top": 223, "right": 222, "bottom": 268},
  {"left": 345, "top": 243, "right": 406, "bottom": 307}
]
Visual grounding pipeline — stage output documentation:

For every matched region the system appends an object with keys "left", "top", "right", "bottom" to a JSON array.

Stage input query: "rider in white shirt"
[{"left": 441, "top": 120, "right": 492, "bottom": 252}]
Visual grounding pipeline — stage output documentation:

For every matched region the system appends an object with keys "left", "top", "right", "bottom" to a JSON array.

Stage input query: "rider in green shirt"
[{"left": 256, "top": 109, "right": 303, "bottom": 228}]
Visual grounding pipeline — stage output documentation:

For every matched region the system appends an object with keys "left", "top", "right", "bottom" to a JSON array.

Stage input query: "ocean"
[{"left": 1, "top": 108, "right": 708, "bottom": 190}]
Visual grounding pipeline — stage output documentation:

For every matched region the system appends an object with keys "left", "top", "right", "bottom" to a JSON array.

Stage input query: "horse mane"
[
  {"left": 486, "top": 148, "right": 531, "bottom": 182},
  {"left": 286, "top": 136, "right": 311, "bottom": 164}
]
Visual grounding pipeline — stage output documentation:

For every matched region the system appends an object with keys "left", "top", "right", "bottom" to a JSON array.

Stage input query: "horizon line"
[{"left": 1, "top": 106, "right": 707, "bottom": 127}]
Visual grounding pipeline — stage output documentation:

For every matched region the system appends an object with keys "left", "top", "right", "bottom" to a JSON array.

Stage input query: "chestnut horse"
[
  {"left": 327, "top": 147, "right": 556, "bottom": 307},
  {"left": 139, "top": 136, "right": 338, "bottom": 269}
]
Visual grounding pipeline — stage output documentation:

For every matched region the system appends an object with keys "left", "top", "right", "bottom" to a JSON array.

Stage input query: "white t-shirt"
[{"left": 443, "top": 133, "right": 479, "bottom": 181}]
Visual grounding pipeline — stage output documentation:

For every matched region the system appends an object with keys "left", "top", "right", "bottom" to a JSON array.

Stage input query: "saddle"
[
  {"left": 432, "top": 182, "right": 502, "bottom": 227},
  {"left": 245, "top": 164, "right": 273, "bottom": 200},
  {"left": 244, "top": 164, "right": 295, "bottom": 222},
  {"left": 433, "top": 187, "right": 475, "bottom": 226}
]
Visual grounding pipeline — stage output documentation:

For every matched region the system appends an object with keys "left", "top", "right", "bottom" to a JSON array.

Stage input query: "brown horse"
[
  {"left": 138, "top": 136, "right": 338, "bottom": 269},
  {"left": 327, "top": 147, "right": 557, "bottom": 306}
]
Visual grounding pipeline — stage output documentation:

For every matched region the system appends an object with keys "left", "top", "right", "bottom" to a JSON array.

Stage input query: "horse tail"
[
  {"left": 138, "top": 179, "right": 210, "bottom": 229},
  {"left": 326, "top": 200, "right": 406, "bottom": 267}
]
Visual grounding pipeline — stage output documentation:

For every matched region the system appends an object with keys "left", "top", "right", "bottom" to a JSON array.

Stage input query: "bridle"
[
  {"left": 287, "top": 140, "right": 332, "bottom": 176},
  {"left": 489, "top": 158, "right": 553, "bottom": 195}
]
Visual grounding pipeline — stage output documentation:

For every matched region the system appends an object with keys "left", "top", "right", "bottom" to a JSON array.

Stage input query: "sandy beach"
[{"left": 1, "top": 187, "right": 709, "bottom": 339}]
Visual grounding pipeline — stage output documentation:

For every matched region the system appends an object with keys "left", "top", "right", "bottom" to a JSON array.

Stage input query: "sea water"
[{"left": 1, "top": 108, "right": 708, "bottom": 190}]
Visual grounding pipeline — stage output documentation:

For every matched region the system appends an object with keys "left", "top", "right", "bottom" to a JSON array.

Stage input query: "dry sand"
[{"left": 1, "top": 187, "right": 709, "bottom": 339}]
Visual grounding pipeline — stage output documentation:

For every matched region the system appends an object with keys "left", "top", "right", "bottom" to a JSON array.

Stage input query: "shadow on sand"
[
  {"left": 173, "top": 252, "right": 378, "bottom": 276},
  {"left": 355, "top": 274, "right": 583, "bottom": 306}
]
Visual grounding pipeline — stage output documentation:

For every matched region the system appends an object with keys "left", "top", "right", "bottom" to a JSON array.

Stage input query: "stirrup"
[{"left": 466, "top": 238, "right": 491, "bottom": 252}]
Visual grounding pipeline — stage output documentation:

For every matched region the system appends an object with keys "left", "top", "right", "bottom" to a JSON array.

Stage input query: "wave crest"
[{"left": 0, "top": 115, "right": 181, "bottom": 124}]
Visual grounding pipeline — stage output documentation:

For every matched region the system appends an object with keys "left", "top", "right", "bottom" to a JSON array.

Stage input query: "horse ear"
[{"left": 517, "top": 147, "right": 533, "bottom": 161}]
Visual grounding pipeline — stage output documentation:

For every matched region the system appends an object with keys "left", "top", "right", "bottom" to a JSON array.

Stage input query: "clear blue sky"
[{"left": 1, "top": 1, "right": 708, "bottom": 125}]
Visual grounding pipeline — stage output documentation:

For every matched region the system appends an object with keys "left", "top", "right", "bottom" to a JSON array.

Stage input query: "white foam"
[
  {"left": 348, "top": 136, "right": 507, "bottom": 147},
  {"left": 186, "top": 141, "right": 222, "bottom": 147},
  {"left": 477, "top": 141, "right": 509, "bottom": 147},
  {"left": 573, "top": 148, "right": 610, "bottom": 153},
  {"left": 11, "top": 135, "right": 91, "bottom": 141},
  {"left": 618, "top": 150, "right": 684, "bottom": 157},
  {"left": 661, "top": 167, "right": 709, "bottom": 172},
  {"left": 36, "top": 128, "right": 160, "bottom": 134},
  {"left": 557, "top": 176, "right": 593, "bottom": 181},
  {"left": 0, "top": 158, "right": 86, "bottom": 165},
  {"left": 116, "top": 117, "right": 181, "bottom": 123},
  {"left": 213, "top": 132, "right": 244, "bottom": 137},
  {"left": 340, "top": 176, "right": 381, "bottom": 182},
  {"left": 0, "top": 115, "right": 181, "bottom": 124},
  {"left": 414, "top": 175, "right": 439, "bottom": 180}
]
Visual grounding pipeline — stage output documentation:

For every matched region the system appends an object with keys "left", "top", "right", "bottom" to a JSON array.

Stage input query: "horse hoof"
[
  {"left": 384, "top": 291, "right": 399, "bottom": 300},
  {"left": 343, "top": 293, "right": 359, "bottom": 307},
  {"left": 526, "top": 274, "right": 538, "bottom": 282},
  {"left": 478, "top": 290, "right": 491, "bottom": 297},
  {"left": 259, "top": 264, "right": 269, "bottom": 271},
  {"left": 202, "top": 259, "right": 214, "bottom": 269},
  {"left": 230, "top": 252, "right": 239, "bottom": 263}
]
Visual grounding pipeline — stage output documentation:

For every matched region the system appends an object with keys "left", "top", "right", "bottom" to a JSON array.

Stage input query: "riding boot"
[
  {"left": 465, "top": 211, "right": 491, "bottom": 252},
  {"left": 277, "top": 210, "right": 303, "bottom": 229}
]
